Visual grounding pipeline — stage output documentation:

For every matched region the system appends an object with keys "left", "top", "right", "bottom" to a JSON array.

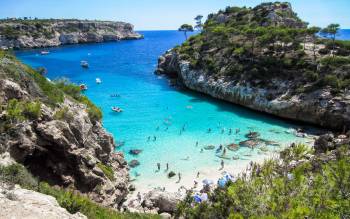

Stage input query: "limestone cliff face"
[
  {"left": 0, "top": 19, "right": 143, "bottom": 49},
  {"left": 0, "top": 54, "right": 129, "bottom": 208},
  {"left": 157, "top": 51, "right": 350, "bottom": 131}
]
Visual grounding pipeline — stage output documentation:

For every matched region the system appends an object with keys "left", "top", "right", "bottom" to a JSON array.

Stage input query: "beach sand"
[{"left": 127, "top": 150, "right": 279, "bottom": 200}]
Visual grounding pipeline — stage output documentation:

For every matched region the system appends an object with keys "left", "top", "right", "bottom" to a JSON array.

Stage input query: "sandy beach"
[{"left": 127, "top": 149, "right": 280, "bottom": 201}]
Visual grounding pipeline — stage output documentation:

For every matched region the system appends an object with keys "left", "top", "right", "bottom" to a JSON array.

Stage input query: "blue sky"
[{"left": 1, "top": 0, "right": 349, "bottom": 30}]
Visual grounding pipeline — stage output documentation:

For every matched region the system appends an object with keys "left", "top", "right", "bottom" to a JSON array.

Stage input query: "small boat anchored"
[
  {"left": 80, "top": 60, "right": 89, "bottom": 68},
  {"left": 79, "top": 84, "right": 88, "bottom": 91},
  {"left": 96, "top": 78, "right": 102, "bottom": 84},
  {"left": 111, "top": 106, "right": 123, "bottom": 113},
  {"left": 40, "top": 50, "right": 50, "bottom": 55}
]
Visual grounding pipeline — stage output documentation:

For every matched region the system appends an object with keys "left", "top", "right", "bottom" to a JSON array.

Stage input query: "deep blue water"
[
  {"left": 16, "top": 31, "right": 315, "bottom": 191},
  {"left": 337, "top": 29, "right": 350, "bottom": 40}
]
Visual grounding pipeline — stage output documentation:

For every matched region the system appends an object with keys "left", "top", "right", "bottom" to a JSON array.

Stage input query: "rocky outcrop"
[
  {"left": 0, "top": 19, "right": 142, "bottom": 49},
  {"left": 314, "top": 133, "right": 350, "bottom": 153},
  {"left": 123, "top": 188, "right": 184, "bottom": 214},
  {"left": 157, "top": 51, "right": 350, "bottom": 131},
  {"left": 0, "top": 55, "right": 129, "bottom": 208},
  {"left": 0, "top": 183, "right": 87, "bottom": 219}
]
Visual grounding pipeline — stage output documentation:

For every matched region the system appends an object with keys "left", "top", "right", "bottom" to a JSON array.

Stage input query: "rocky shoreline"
[
  {"left": 0, "top": 19, "right": 143, "bottom": 49},
  {"left": 156, "top": 51, "right": 350, "bottom": 131}
]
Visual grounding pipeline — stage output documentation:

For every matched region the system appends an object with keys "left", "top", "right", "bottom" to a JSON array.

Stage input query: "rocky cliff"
[
  {"left": 157, "top": 2, "right": 350, "bottom": 131},
  {"left": 0, "top": 51, "right": 129, "bottom": 208},
  {"left": 0, "top": 19, "right": 142, "bottom": 49}
]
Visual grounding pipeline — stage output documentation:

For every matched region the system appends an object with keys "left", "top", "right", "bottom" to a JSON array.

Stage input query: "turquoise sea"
[{"left": 16, "top": 31, "right": 321, "bottom": 190}]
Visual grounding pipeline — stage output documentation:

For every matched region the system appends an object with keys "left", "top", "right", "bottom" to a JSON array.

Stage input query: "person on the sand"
[
  {"left": 220, "top": 160, "right": 224, "bottom": 170},
  {"left": 222, "top": 148, "right": 227, "bottom": 156}
]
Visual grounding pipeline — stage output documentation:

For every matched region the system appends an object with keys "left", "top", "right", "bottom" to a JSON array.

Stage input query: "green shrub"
[
  {"left": 78, "top": 96, "right": 103, "bottom": 122},
  {"left": 304, "top": 70, "right": 319, "bottom": 82},
  {"left": 22, "top": 101, "right": 41, "bottom": 120},
  {"left": 322, "top": 74, "right": 340, "bottom": 88},
  {"left": 0, "top": 164, "right": 38, "bottom": 190},
  {"left": 54, "top": 106, "right": 73, "bottom": 121},
  {"left": 25, "top": 66, "right": 64, "bottom": 105},
  {"left": 6, "top": 99, "right": 25, "bottom": 122},
  {"left": 5, "top": 99, "right": 41, "bottom": 122},
  {"left": 321, "top": 56, "right": 350, "bottom": 67},
  {"left": 176, "top": 145, "right": 350, "bottom": 218},
  {"left": 96, "top": 163, "right": 115, "bottom": 181}
]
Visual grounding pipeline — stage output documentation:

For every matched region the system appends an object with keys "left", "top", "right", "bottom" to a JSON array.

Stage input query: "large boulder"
[{"left": 142, "top": 188, "right": 182, "bottom": 214}]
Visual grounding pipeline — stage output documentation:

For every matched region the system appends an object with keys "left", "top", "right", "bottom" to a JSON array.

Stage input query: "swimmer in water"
[
  {"left": 207, "top": 128, "right": 211, "bottom": 133},
  {"left": 147, "top": 136, "right": 150, "bottom": 141},
  {"left": 229, "top": 128, "right": 232, "bottom": 135},
  {"left": 195, "top": 141, "right": 198, "bottom": 147},
  {"left": 153, "top": 136, "right": 157, "bottom": 141},
  {"left": 157, "top": 163, "right": 160, "bottom": 171},
  {"left": 236, "top": 128, "right": 240, "bottom": 134}
]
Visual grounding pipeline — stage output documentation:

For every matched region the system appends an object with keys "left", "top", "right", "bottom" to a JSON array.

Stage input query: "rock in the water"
[
  {"left": 168, "top": 171, "right": 176, "bottom": 178},
  {"left": 239, "top": 140, "right": 259, "bottom": 148},
  {"left": 0, "top": 184, "right": 87, "bottom": 219},
  {"left": 129, "top": 160, "right": 140, "bottom": 168},
  {"left": 129, "top": 149, "right": 142, "bottom": 155}
]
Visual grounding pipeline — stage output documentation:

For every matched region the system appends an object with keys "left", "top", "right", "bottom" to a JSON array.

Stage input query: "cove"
[{"left": 16, "top": 31, "right": 316, "bottom": 192}]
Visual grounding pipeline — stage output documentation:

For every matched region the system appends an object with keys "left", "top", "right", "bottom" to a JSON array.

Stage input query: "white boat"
[
  {"left": 40, "top": 50, "right": 50, "bottom": 55},
  {"left": 80, "top": 61, "right": 89, "bottom": 68},
  {"left": 96, "top": 78, "right": 102, "bottom": 84},
  {"left": 111, "top": 107, "right": 123, "bottom": 113}
]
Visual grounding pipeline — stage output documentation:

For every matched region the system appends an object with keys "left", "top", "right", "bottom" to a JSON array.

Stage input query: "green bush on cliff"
[
  {"left": 0, "top": 163, "right": 38, "bottom": 190},
  {"left": 6, "top": 99, "right": 42, "bottom": 122},
  {"left": 176, "top": 144, "right": 350, "bottom": 218},
  {"left": 97, "top": 163, "right": 115, "bottom": 181}
]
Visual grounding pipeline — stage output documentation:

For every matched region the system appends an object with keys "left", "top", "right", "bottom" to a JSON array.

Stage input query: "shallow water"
[{"left": 16, "top": 31, "right": 317, "bottom": 190}]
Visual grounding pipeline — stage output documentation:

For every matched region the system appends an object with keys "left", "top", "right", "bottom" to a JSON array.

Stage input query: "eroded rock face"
[
  {"left": 157, "top": 51, "right": 350, "bottom": 131},
  {"left": 0, "top": 58, "right": 129, "bottom": 208},
  {"left": 0, "top": 20, "right": 143, "bottom": 49},
  {"left": 0, "top": 184, "right": 87, "bottom": 219}
]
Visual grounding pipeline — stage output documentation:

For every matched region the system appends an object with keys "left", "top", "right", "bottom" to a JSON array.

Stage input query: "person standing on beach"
[
  {"left": 157, "top": 163, "right": 160, "bottom": 171},
  {"left": 220, "top": 160, "right": 224, "bottom": 170},
  {"left": 178, "top": 172, "right": 181, "bottom": 182},
  {"left": 137, "top": 192, "right": 142, "bottom": 202},
  {"left": 197, "top": 171, "right": 200, "bottom": 178},
  {"left": 166, "top": 163, "right": 169, "bottom": 171}
]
